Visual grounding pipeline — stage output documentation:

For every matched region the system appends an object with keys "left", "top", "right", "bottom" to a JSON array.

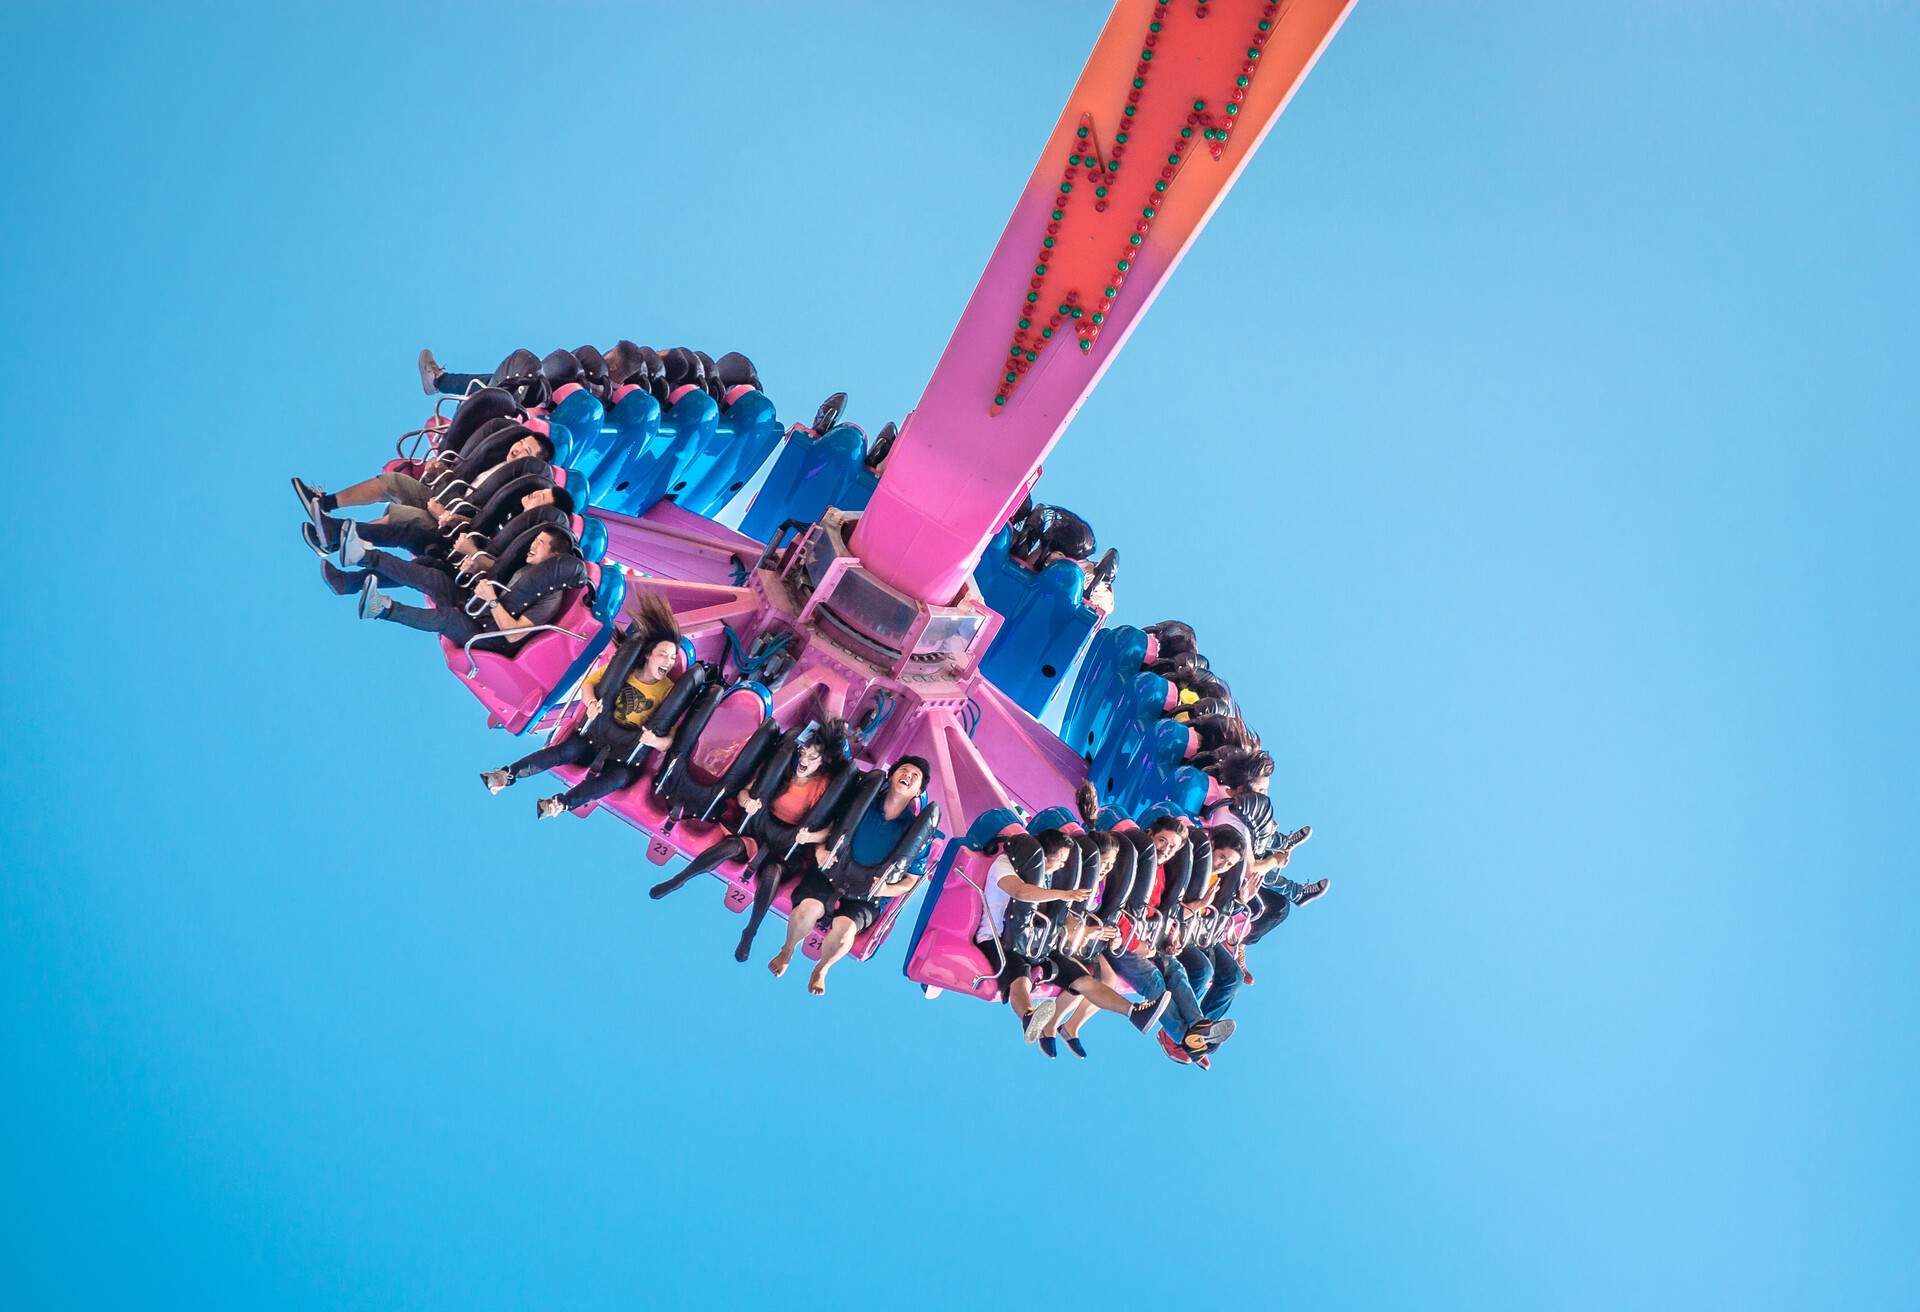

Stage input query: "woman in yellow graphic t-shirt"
[{"left": 477, "top": 592, "right": 689, "bottom": 819}]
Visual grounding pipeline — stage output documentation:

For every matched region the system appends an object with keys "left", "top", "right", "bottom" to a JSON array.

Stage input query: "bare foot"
[
  {"left": 480, "top": 769, "right": 510, "bottom": 795},
  {"left": 769, "top": 949, "right": 792, "bottom": 978},
  {"left": 807, "top": 965, "right": 829, "bottom": 996}
]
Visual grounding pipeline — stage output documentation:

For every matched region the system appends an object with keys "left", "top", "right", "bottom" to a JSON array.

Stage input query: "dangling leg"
[
  {"left": 421, "top": 348, "right": 493, "bottom": 396},
  {"left": 1048, "top": 994, "right": 1082, "bottom": 1039},
  {"left": 771, "top": 896, "right": 825, "bottom": 978},
  {"left": 648, "top": 836, "right": 746, "bottom": 900},
  {"left": 544, "top": 761, "right": 640, "bottom": 816},
  {"left": 488, "top": 733, "right": 595, "bottom": 793},
  {"left": 808, "top": 915, "right": 859, "bottom": 996},
  {"left": 1059, "top": 989, "right": 1096, "bottom": 1058},
  {"left": 1069, "top": 972, "right": 1145, "bottom": 1017},
  {"left": 736, "top": 857, "right": 790, "bottom": 962}
]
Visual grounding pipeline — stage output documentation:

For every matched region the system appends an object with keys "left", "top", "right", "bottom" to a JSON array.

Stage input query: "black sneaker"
[
  {"left": 290, "top": 476, "right": 323, "bottom": 518},
  {"left": 810, "top": 391, "right": 847, "bottom": 435},
  {"left": 320, "top": 560, "right": 357, "bottom": 595},
  {"left": 1296, "top": 878, "right": 1330, "bottom": 907},
  {"left": 1064, "top": 1036, "right": 1088, "bottom": 1060},
  {"left": 1038, "top": 1035, "right": 1058, "bottom": 1060},
  {"left": 1279, "top": 825, "right": 1312, "bottom": 852},
  {"left": 300, "top": 522, "right": 331, "bottom": 560},
  {"left": 1127, "top": 993, "right": 1172, "bottom": 1035},
  {"left": 313, "top": 510, "right": 344, "bottom": 554}
]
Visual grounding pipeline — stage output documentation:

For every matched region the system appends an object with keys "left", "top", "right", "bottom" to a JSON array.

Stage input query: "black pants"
[
  {"left": 335, "top": 549, "right": 484, "bottom": 644},
  {"left": 1244, "top": 888, "right": 1292, "bottom": 945},
  {"left": 652, "top": 826, "right": 807, "bottom": 959},
  {"left": 355, "top": 513, "right": 443, "bottom": 555},
  {"left": 506, "top": 734, "right": 646, "bottom": 808}
]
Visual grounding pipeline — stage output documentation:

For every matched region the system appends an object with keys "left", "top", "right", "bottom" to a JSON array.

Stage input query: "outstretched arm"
[
  {"left": 999, "top": 873, "right": 1090, "bottom": 906},
  {"left": 873, "top": 872, "right": 922, "bottom": 899}
]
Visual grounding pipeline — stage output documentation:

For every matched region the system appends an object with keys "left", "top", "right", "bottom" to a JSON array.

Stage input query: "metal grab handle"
[
  {"left": 396, "top": 424, "right": 441, "bottom": 461},
  {"left": 461, "top": 623, "right": 589, "bottom": 676},
  {"left": 431, "top": 384, "right": 489, "bottom": 423},
  {"left": 751, "top": 518, "right": 815, "bottom": 575}
]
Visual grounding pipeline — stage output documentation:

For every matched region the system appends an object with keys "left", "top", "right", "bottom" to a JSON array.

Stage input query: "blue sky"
[{"left": 3, "top": 2, "right": 1915, "bottom": 1307}]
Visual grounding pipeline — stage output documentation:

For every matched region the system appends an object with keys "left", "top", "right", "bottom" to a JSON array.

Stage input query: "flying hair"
[
  {"left": 628, "top": 588, "right": 682, "bottom": 653},
  {"left": 810, "top": 718, "right": 852, "bottom": 770}
]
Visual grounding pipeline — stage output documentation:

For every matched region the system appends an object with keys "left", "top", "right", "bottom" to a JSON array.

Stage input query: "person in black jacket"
[
  {"left": 1101, "top": 816, "right": 1235, "bottom": 1062},
  {"left": 321, "top": 526, "right": 584, "bottom": 648},
  {"left": 292, "top": 429, "right": 556, "bottom": 556},
  {"left": 1204, "top": 749, "right": 1325, "bottom": 948}
]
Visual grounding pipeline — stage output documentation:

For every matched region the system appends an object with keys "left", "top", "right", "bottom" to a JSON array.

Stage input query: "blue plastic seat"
[
  {"left": 1087, "top": 681, "right": 1186, "bottom": 807},
  {"left": 567, "top": 387, "right": 649, "bottom": 488},
  {"left": 974, "top": 524, "right": 1103, "bottom": 716},
  {"left": 1060, "top": 624, "right": 1152, "bottom": 762},
  {"left": 677, "top": 389, "right": 785, "bottom": 518},
  {"left": 545, "top": 387, "right": 605, "bottom": 471},
  {"left": 598, "top": 389, "right": 715, "bottom": 517},
  {"left": 738, "top": 423, "right": 877, "bottom": 542}
]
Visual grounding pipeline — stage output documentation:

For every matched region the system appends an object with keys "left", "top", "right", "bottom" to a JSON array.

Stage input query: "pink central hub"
[{"left": 596, "top": 503, "right": 1092, "bottom": 857}]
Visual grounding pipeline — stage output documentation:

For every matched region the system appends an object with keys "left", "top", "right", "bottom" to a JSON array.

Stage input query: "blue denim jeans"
[
  {"left": 1107, "top": 952, "right": 1201, "bottom": 1040},
  {"left": 434, "top": 371, "right": 492, "bottom": 396},
  {"left": 1200, "top": 942, "right": 1240, "bottom": 1022},
  {"left": 1177, "top": 946, "right": 1215, "bottom": 1006}
]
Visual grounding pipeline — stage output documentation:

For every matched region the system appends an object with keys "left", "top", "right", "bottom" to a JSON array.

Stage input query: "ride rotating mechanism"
[{"left": 321, "top": 0, "right": 1352, "bottom": 991}]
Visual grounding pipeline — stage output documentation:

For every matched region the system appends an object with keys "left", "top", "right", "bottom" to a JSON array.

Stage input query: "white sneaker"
[
  {"left": 1022, "top": 997, "right": 1058, "bottom": 1043},
  {"left": 340, "top": 520, "right": 369, "bottom": 568}
]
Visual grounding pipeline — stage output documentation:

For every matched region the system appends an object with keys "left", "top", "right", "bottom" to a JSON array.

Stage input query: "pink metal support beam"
[{"left": 850, "top": 0, "right": 1357, "bottom": 604}]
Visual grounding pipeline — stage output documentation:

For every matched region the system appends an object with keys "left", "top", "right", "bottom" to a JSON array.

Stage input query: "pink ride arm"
[{"left": 851, "top": 0, "right": 1357, "bottom": 604}]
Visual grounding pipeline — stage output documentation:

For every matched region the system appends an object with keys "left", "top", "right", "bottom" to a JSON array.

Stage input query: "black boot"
[
  {"left": 649, "top": 836, "right": 744, "bottom": 900},
  {"left": 735, "top": 859, "right": 787, "bottom": 962},
  {"left": 321, "top": 560, "right": 362, "bottom": 596}
]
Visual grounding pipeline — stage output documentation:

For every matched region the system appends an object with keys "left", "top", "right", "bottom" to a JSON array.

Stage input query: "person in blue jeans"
[
  {"left": 1100, "top": 818, "right": 1238, "bottom": 1062},
  {"left": 1106, "top": 949, "right": 1212, "bottom": 1050}
]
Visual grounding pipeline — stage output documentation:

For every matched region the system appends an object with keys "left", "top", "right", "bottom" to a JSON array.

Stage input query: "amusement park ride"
[{"left": 320, "top": 1, "right": 1354, "bottom": 1012}]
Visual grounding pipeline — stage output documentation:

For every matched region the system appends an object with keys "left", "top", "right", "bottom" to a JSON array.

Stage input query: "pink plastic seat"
[
  {"left": 903, "top": 848, "right": 1055, "bottom": 1001},
  {"left": 440, "top": 587, "right": 596, "bottom": 732}
]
